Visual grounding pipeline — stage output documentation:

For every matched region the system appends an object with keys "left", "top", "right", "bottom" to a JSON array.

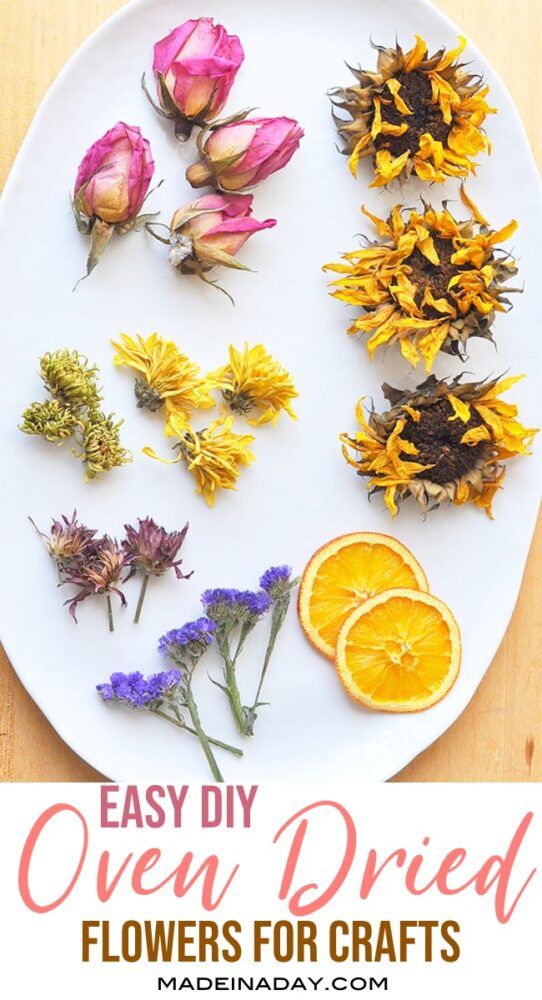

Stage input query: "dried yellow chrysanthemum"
[
  {"left": 340, "top": 374, "right": 537, "bottom": 518},
  {"left": 143, "top": 409, "right": 255, "bottom": 507},
  {"left": 74, "top": 409, "right": 132, "bottom": 482},
  {"left": 111, "top": 332, "right": 216, "bottom": 428},
  {"left": 19, "top": 399, "right": 78, "bottom": 443},
  {"left": 331, "top": 36, "right": 495, "bottom": 186},
  {"left": 20, "top": 348, "right": 130, "bottom": 481},
  {"left": 324, "top": 190, "right": 518, "bottom": 372},
  {"left": 39, "top": 349, "right": 101, "bottom": 409},
  {"left": 209, "top": 343, "right": 298, "bottom": 426}
]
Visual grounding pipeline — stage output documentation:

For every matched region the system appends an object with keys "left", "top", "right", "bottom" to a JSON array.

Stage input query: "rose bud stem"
[
  {"left": 134, "top": 572, "right": 150, "bottom": 625},
  {"left": 185, "top": 161, "right": 214, "bottom": 188}
]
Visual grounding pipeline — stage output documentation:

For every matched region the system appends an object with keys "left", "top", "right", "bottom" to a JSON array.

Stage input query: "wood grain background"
[{"left": 0, "top": 0, "right": 540, "bottom": 782}]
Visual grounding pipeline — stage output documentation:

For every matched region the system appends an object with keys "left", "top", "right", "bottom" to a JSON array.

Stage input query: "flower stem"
[
  {"left": 106, "top": 594, "right": 114, "bottom": 632},
  {"left": 152, "top": 708, "right": 242, "bottom": 757},
  {"left": 133, "top": 573, "right": 150, "bottom": 624},
  {"left": 245, "top": 595, "right": 291, "bottom": 735},
  {"left": 218, "top": 636, "right": 248, "bottom": 735},
  {"left": 185, "top": 686, "right": 224, "bottom": 782}
]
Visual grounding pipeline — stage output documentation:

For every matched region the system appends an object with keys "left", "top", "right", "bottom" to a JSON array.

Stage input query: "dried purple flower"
[
  {"left": 259, "top": 565, "right": 292, "bottom": 598},
  {"left": 30, "top": 510, "right": 97, "bottom": 576},
  {"left": 63, "top": 535, "right": 130, "bottom": 631},
  {"left": 201, "top": 587, "right": 272, "bottom": 624},
  {"left": 158, "top": 617, "right": 216, "bottom": 663},
  {"left": 97, "top": 669, "right": 181, "bottom": 707},
  {"left": 122, "top": 516, "right": 193, "bottom": 623}
]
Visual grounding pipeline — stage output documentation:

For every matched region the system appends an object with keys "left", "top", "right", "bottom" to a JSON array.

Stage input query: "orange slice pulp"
[
  {"left": 335, "top": 588, "right": 461, "bottom": 713},
  {"left": 298, "top": 532, "right": 429, "bottom": 660}
]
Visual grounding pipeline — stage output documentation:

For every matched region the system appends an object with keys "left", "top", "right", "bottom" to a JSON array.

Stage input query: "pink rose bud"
[
  {"left": 154, "top": 193, "right": 275, "bottom": 296},
  {"left": 145, "top": 17, "right": 244, "bottom": 140},
  {"left": 186, "top": 114, "right": 304, "bottom": 192},
  {"left": 73, "top": 123, "right": 156, "bottom": 283}
]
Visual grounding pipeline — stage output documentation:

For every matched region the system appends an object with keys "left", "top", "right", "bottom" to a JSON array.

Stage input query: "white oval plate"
[{"left": 0, "top": 0, "right": 540, "bottom": 782}]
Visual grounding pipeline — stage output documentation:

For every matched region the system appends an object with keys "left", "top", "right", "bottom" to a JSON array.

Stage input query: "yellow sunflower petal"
[
  {"left": 403, "top": 35, "right": 427, "bottom": 72},
  {"left": 447, "top": 393, "right": 472, "bottom": 423},
  {"left": 385, "top": 78, "right": 413, "bottom": 115},
  {"left": 460, "top": 425, "right": 491, "bottom": 446}
]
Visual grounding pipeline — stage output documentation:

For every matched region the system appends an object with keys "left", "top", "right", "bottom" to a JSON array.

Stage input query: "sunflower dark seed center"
[
  {"left": 373, "top": 70, "right": 452, "bottom": 158},
  {"left": 401, "top": 398, "right": 486, "bottom": 485}
]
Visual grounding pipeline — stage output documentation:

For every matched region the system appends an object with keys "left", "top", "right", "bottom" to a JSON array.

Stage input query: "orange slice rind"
[
  {"left": 336, "top": 588, "right": 461, "bottom": 713},
  {"left": 298, "top": 532, "right": 429, "bottom": 660}
]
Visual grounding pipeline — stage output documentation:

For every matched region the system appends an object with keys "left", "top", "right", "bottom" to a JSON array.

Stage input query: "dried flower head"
[
  {"left": 259, "top": 565, "right": 294, "bottom": 599},
  {"left": 341, "top": 374, "right": 538, "bottom": 518},
  {"left": 123, "top": 516, "right": 193, "bottom": 623},
  {"left": 39, "top": 349, "right": 101, "bottom": 410},
  {"left": 324, "top": 191, "right": 518, "bottom": 372},
  {"left": 19, "top": 399, "right": 78, "bottom": 443},
  {"left": 111, "top": 333, "right": 215, "bottom": 425},
  {"left": 123, "top": 517, "right": 190, "bottom": 578},
  {"left": 210, "top": 343, "right": 298, "bottom": 426},
  {"left": 331, "top": 36, "right": 495, "bottom": 186},
  {"left": 30, "top": 511, "right": 97, "bottom": 573},
  {"left": 73, "top": 409, "right": 132, "bottom": 481},
  {"left": 63, "top": 535, "right": 131, "bottom": 628},
  {"left": 97, "top": 669, "right": 181, "bottom": 707},
  {"left": 201, "top": 587, "right": 272, "bottom": 624},
  {"left": 158, "top": 618, "right": 217, "bottom": 664},
  {"left": 21, "top": 350, "right": 130, "bottom": 482},
  {"left": 143, "top": 408, "right": 255, "bottom": 507}
]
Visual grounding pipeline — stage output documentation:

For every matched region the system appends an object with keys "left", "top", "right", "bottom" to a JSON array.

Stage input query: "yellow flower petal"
[
  {"left": 385, "top": 78, "right": 413, "bottom": 115},
  {"left": 403, "top": 35, "right": 427, "bottom": 72},
  {"left": 447, "top": 393, "right": 472, "bottom": 423},
  {"left": 460, "top": 425, "right": 491, "bottom": 446}
]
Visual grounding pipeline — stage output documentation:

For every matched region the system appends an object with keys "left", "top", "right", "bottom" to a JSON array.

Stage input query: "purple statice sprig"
[
  {"left": 158, "top": 617, "right": 217, "bottom": 665},
  {"left": 201, "top": 585, "right": 275, "bottom": 735},
  {"left": 244, "top": 565, "right": 300, "bottom": 735},
  {"left": 122, "top": 516, "right": 193, "bottom": 624},
  {"left": 97, "top": 660, "right": 241, "bottom": 782},
  {"left": 63, "top": 535, "right": 130, "bottom": 632},
  {"left": 156, "top": 616, "right": 240, "bottom": 781},
  {"left": 97, "top": 668, "right": 181, "bottom": 706}
]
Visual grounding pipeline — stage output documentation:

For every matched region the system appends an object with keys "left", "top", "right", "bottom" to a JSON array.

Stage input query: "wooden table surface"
[{"left": 0, "top": 0, "right": 540, "bottom": 782}]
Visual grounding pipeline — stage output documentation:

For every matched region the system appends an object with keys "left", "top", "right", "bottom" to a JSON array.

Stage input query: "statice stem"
[
  {"left": 185, "top": 685, "right": 224, "bottom": 782},
  {"left": 106, "top": 594, "right": 114, "bottom": 632},
  {"left": 152, "top": 708, "right": 242, "bottom": 757},
  {"left": 217, "top": 635, "right": 248, "bottom": 735},
  {"left": 245, "top": 596, "right": 290, "bottom": 736},
  {"left": 134, "top": 572, "right": 150, "bottom": 624}
]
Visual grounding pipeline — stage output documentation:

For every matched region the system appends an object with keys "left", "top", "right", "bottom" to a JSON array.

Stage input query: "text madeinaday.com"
[{"left": 157, "top": 976, "right": 388, "bottom": 992}]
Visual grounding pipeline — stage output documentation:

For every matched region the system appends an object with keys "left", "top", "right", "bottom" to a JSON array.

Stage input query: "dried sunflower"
[
  {"left": 111, "top": 332, "right": 216, "bottom": 427},
  {"left": 331, "top": 36, "right": 495, "bottom": 186},
  {"left": 143, "top": 409, "right": 255, "bottom": 507},
  {"left": 340, "top": 374, "right": 537, "bottom": 518},
  {"left": 324, "top": 190, "right": 518, "bottom": 372},
  {"left": 210, "top": 343, "right": 298, "bottom": 426}
]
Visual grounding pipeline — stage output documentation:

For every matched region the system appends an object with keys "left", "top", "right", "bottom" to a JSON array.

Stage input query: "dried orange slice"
[
  {"left": 336, "top": 588, "right": 461, "bottom": 712},
  {"left": 298, "top": 532, "right": 428, "bottom": 660}
]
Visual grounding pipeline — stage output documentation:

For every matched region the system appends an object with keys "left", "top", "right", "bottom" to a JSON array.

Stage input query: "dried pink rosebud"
[
  {"left": 154, "top": 193, "right": 276, "bottom": 294},
  {"left": 73, "top": 122, "right": 156, "bottom": 282},
  {"left": 186, "top": 114, "right": 304, "bottom": 192},
  {"left": 146, "top": 17, "right": 244, "bottom": 140}
]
